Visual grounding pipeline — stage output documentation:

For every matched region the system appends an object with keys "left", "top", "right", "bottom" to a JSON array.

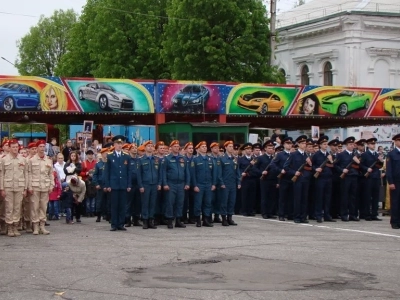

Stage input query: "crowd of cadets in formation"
[{"left": 1, "top": 131, "right": 400, "bottom": 238}]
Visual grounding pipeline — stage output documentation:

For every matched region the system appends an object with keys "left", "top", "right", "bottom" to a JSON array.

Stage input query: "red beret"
[
  {"left": 28, "top": 142, "right": 37, "bottom": 149},
  {"left": 195, "top": 141, "right": 207, "bottom": 149},
  {"left": 210, "top": 142, "right": 219, "bottom": 149},
  {"left": 2, "top": 140, "right": 9, "bottom": 147},
  {"left": 36, "top": 140, "right": 46, "bottom": 147},
  {"left": 169, "top": 140, "right": 180, "bottom": 147},
  {"left": 137, "top": 145, "right": 145, "bottom": 151},
  {"left": 224, "top": 141, "right": 234, "bottom": 147},
  {"left": 143, "top": 140, "right": 153, "bottom": 147},
  {"left": 155, "top": 141, "right": 165, "bottom": 149},
  {"left": 183, "top": 142, "right": 193, "bottom": 150},
  {"left": 8, "top": 139, "right": 19, "bottom": 145}
]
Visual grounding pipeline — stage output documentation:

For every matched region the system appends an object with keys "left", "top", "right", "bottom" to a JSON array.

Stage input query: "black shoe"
[
  {"left": 196, "top": 217, "right": 201, "bottom": 227},
  {"left": 227, "top": 215, "right": 237, "bottom": 226},
  {"left": 167, "top": 218, "right": 173, "bottom": 229},
  {"left": 287, "top": 216, "right": 294, "bottom": 221},
  {"left": 301, "top": 220, "right": 309, "bottom": 224},
  {"left": 308, "top": 216, "right": 316, "bottom": 220},
  {"left": 341, "top": 217, "right": 349, "bottom": 222},
  {"left": 76, "top": 219, "right": 81, "bottom": 223},
  {"left": 160, "top": 217, "right": 168, "bottom": 226},
  {"left": 175, "top": 218, "right": 186, "bottom": 228},
  {"left": 294, "top": 220, "right": 301, "bottom": 223},
  {"left": 249, "top": 213, "right": 256, "bottom": 217},
  {"left": 110, "top": 227, "right": 117, "bottom": 231},
  {"left": 391, "top": 224, "right": 400, "bottom": 229},
  {"left": 182, "top": 218, "right": 189, "bottom": 224},
  {"left": 125, "top": 217, "right": 132, "bottom": 227},
  {"left": 125, "top": 222, "right": 132, "bottom": 227},
  {"left": 371, "top": 217, "right": 382, "bottom": 221},
  {"left": 279, "top": 217, "right": 285, "bottom": 221},
  {"left": 45, "top": 222, "right": 50, "bottom": 226},
  {"left": 96, "top": 216, "right": 101, "bottom": 222},
  {"left": 117, "top": 227, "right": 127, "bottom": 231},
  {"left": 316, "top": 218, "right": 323, "bottom": 223},
  {"left": 188, "top": 218, "right": 196, "bottom": 224},
  {"left": 221, "top": 215, "right": 229, "bottom": 226},
  {"left": 365, "top": 217, "right": 372, "bottom": 221},
  {"left": 324, "top": 218, "right": 336, "bottom": 222},
  {"left": 133, "top": 217, "right": 142, "bottom": 227},
  {"left": 213, "top": 214, "right": 222, "bottom": 223},
  {"left": 267, "top": 215, "right": 277, "bottom": 219},
  {"left": 142, "top": 219, "right": 148, "bottom": 229},
  {"left": 202, "top": 217, "right": 213, "bottom": 227},
  {"left": 349, "top": 216, "right": 360, "bottom": 221},
  {"left": 262, "top": 215, "right": 268, "bottom": 219},
  {"left": 148, "top": 219, "right": 157, "bottom": 229}
]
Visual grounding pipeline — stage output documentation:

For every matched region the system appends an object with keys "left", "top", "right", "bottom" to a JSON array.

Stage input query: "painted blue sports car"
[
  {"left": 172, "top": 85, "right": 210, "bottom": 112},
  {"left": 0, "top": 83, "right": 41, "bottom": 111}
]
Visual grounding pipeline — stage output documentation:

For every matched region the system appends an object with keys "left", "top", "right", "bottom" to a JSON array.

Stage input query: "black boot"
[
  {"left": 222, "top": 215, "right": 229, "bottom": 226},
  {"left": 160, "top": 216, "right": 168, "bottom": 226},
  {"left": 133, "top": 217, "right": 142, "bottom": 227},
  {"left": 213, "top": 214, "right": 222, "bottom": 223},
  {"left": 203, "top": 217, "right": 213, "bottom": 227},
  {"left": 175, "top": 218, "right": 186, "bottom": 228},
  {"left": 148, "top": 219, "right": 157, "bottom": 229},
  {"left": 167, "top": 219, "right": 174, "bottom": 229},
  {"left": 196, "top": 216, "right": 201, "bottom": 227},
  {"left": 96, "top": 215, "right": 101, "bottom": 222},
  {"left": 142, "top": 219, "right": 148, "bottom": 229},
  {"left": 125, "top": 217, "right": 132, "bottom": 227},
  {"left": 188, "top": 218, "right": 196, "bottom": 224},
  {"left": 227, "top": 215, "right": 237, "bottom": 226}
]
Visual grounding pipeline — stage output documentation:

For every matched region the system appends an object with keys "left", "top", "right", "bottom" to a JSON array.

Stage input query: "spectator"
[
  {"left": 80, "top": 149, "right": 97, "bottom": 181},
  {"left": 49, "top": 169, "right": 62, "bottom": 220},
  {"left": 54, "top": 154, "right": 66, "bottom": 183},
  {"left": 67, "top": 175, "right": 86, "bottom": 223},
  {"left": 85, "top": 170, "right": 97, "bottom": 217},
  {"left": 59, "top": 186, "right": 73, "bottom": 224},
  {"left": 62, "top": 139, "right": 76, "bottom": 162},
  {"left": 64, "top": 151, "right": 82, "bottom": 183}
]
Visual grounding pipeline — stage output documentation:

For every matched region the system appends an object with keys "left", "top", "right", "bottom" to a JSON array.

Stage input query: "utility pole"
[{"left": 270, "top": 0, "right": 277, "bottom": 66}]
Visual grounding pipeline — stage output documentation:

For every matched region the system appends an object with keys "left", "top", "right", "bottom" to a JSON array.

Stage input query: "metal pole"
[{"left": 270, "top": 0, "right": 277, "bottom": 66}]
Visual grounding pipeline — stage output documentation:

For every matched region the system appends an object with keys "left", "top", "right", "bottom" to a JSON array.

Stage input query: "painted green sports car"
[{"left": 321, "top": 90, "right": 370, "bottom": 116}]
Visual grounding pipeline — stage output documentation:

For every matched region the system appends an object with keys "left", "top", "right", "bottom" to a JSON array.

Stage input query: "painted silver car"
[{"left": 78, "top": 82, "right": 134, "bottom": 111}]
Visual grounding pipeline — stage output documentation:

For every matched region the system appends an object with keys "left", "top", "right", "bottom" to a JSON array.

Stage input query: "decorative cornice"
[
  {"left": 366, "top": 47, "right": 400, "bottom": 58},
  {"left": 292, "top": 54, "right": 315, "bottom": 64}
]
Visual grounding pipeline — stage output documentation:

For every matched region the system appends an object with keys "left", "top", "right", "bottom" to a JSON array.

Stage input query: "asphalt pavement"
[{"left": 0, "top": 215, "right": 399, "bottom": 300}]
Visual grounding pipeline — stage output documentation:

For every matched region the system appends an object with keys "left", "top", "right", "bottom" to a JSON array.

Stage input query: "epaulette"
[
  {"left": 122, "top": 151, "right": 128, "bottom": 155},
  {"left": 108, "top": 152, "right": 113, "bottom": 154}
]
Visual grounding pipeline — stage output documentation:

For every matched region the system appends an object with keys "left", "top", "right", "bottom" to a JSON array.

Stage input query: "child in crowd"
[
  {"left": 49, "top": 169, "right": 62, "bottom": 220},
  {"left": 85, "top": 170, "right": 97, "bottom": 217},
  {"left": 59, "top": 185, "right": 74, "bottom": 224}
]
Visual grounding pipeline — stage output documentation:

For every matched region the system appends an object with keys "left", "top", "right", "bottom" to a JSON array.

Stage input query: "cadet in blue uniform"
[
  {"left": 360, "top": 138, "right": 383, "bottom": 221},
  {"left": 284, "top": 135, "right": 312, "bottom": 223},
  {"left": 126, "top": 143, "right": 142, "bottom": 227},
  {"left": 191, "top": 141, "right": 216, "bottom": 227},
  {"left": 219, "top": 141, "right": 241, "bottom": 226},
  {"left": 312, "top": 136, "right": 335, "bottom": 222},
  {"left": 182, "top": 142, "right": 195, "bottom": 224},
  {"left": 328, "top": 139, "right": 341, "bottom": 219},
  {"left": 163, "top": 140, "right": 190, "bottom": 229},
  {"left": 271, "top": 137, "right": 293, "bottom": 221},
  {"left": 92, "top": 147, "right": 109, "bottom": 222},
  {"left": 210, "top": 142, "right": 222, "bottom": 222},
  {"left": 386, "top": 134, "right": 400, "bottom": 229},
  {"left": 137, "top": 140, "right": 162, "bottom": 229},
  {"left": 355, "top": 139, "right": 367, "bottom": 219},
  {"left": 154, "top": 141, "right": 166, "bottom": 226},
  {"left": 334, "top": 136, "right": 360, "bottom": 221},
  {"left": 254, "top": 140, "right": 277, "bottom": 219},
  {"left": 103, "top": 136, "right": 132, "bottom": 231},
  {"left": 238, "top": 143, "right": 258, "bottom": 217}
]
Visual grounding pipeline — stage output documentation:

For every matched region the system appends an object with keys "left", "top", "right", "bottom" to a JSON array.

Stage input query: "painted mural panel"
[
  {"left": 225, "top": 83, "right": 301, "bottom": 115},
  {"left": 157, "top": 81, "right": 224, "bottom": 114},
  {"left": 368, "top": 88, "right": 400, "bottom": 117},
  {"left": 63, "top": 78, "right": 154, "bottom": 113},
  {"left": 287, "top": 86, "right": 380, "bottom": 117}
]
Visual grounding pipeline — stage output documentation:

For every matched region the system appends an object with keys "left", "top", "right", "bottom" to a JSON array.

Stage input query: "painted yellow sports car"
[
  {"left": 238, "top": 91, "right": 285, "bottom": 115},
  {"left": 383, "top": 94, "right": 400, "bottom": 117}
]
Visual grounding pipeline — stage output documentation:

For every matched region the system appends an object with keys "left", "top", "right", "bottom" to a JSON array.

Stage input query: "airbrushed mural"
[
  {"left": 225, "top": 84, "right": 301, "bottom": 115},
  {"left": 156, "top": 81, "right": 224, "bottom": 114},
  {"left": 0, "top": 75, "right": 397, "bottom": 118},
  {"left": 287, "top": 86, "right": 381, "bottom": 117}
]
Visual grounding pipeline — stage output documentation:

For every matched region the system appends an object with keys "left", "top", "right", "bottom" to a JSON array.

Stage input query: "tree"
[
  {"left": 57, "top": 0, "right": 169, "bottom": 79},
  {"left": 15, "top": 9, "right": 78, "bottom": 76},
  {"left": 162, "top": 0, "right": 282, "bottom": 83}
]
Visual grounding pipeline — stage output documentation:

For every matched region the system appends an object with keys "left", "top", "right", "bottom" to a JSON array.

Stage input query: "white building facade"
[{"left": 275, "top": 0, "right": 400, "bottom": 88}]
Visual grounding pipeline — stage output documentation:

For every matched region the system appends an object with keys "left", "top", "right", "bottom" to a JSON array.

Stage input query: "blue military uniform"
[
  {"left": 283, "top": 135, "right": 312, "bottom": 223},
  {"left": 270, "top": 137, "right": 293, "bottom": 221},
  {"left": 254, "top": 140, "right": 278, "bottom": 219},
  {"left": 182, "top": 153, "right": 195, "bottom": 223},
  {"left": 103, "top": 136, "right": 132, "bottom": 231},
  {"left": 386, "top": 134, "right": 400, "bottom": 229},
  {"left": 219, "top": 144, "right": 241, "bottom": 226},
  {"left": 238, "top": 143, "right": 258, "bottom": 217},
  {"left": 210, "top": 151, "right": 222, "bottom": 221},
  {"left": 360, "top": 138, "right": 383, "bottom": 221},
  {"left": 162, "top": 147, "right": 190, "bottom": 228},
  {"left": 191, "top": 147, "right": 216, "bottom": 227},
  {"left": 92, "top": 157, "right": 108, "bottom": 221},
  {"left": 137, "top": 148, "right": 162, "bottom": 229},
  {"left": 126, "top": 154, "right": 142, "bottom": 226},
  {"left": 312, "top": 136, "right": 334, "bottom": 222}
]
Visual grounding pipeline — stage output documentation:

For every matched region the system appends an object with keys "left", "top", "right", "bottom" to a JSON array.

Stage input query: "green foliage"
[
  {"left": 10, "top": 124, "right": 46, "bottom": 136},
  {"left": 57, "top": 0, "right": 169, "bottom": 79},
  {"left": 162, "top": 0, "right": 280, "bottom": 83},
  {"left": 15, "top": 9, "right": 78, "bottom": 76}
]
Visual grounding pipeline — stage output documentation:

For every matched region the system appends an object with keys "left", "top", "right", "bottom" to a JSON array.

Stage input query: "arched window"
[
  {"left": 301, "top": 65, "right": 309, "bottom": 85},
  {"left": 324, "top": 62, "right": 333, "bottom": 86},
  {"left": 279, "top": 68, "right": 286, "bottom": 83}
]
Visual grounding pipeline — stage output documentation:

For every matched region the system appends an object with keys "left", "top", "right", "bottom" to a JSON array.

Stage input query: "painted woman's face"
[
  {"left": 45, "top": 88, "right": 58, "bottom": 110},
  {"left": 303, "top": 98, "right": 316, "bottom": 115}
]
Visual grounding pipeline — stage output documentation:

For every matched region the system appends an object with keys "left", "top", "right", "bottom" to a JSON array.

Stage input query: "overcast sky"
[{"left": 0, "top": 0, "right": 299, "bottom": 76}]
